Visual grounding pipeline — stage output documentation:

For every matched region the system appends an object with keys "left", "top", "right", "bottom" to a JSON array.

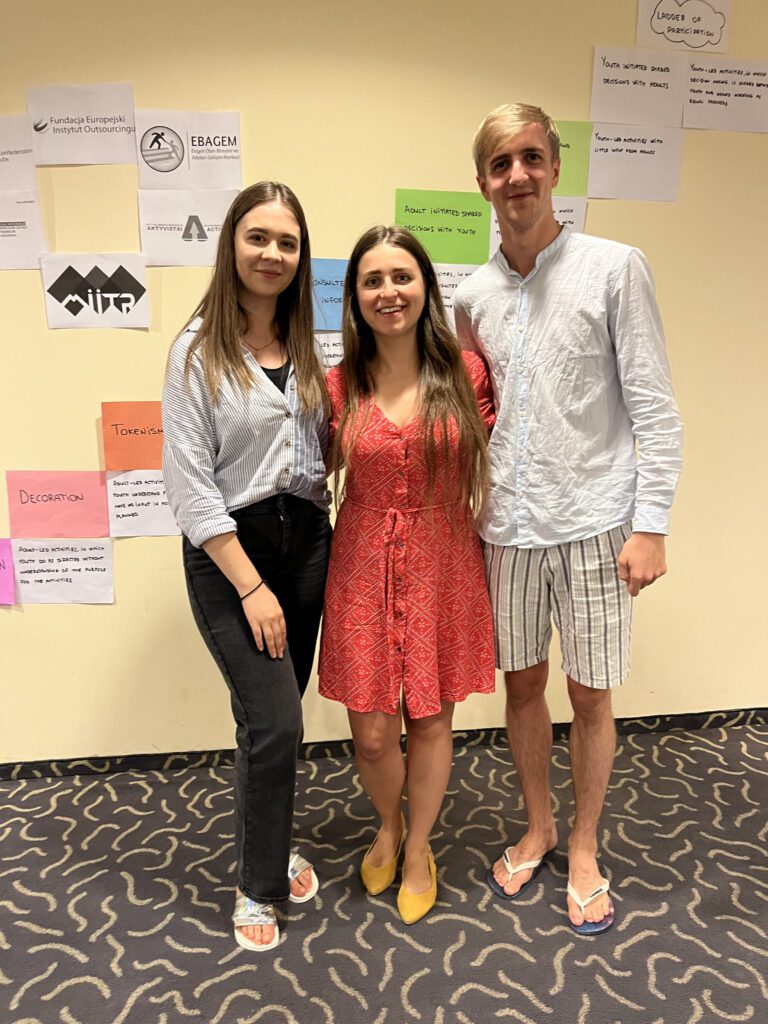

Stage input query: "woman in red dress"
[{"left": 318, "top": 226, "right": 496, "bottom": 924}]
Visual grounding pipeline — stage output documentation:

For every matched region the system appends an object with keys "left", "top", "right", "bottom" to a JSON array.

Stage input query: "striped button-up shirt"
[
  {"left": 162, "top": 323, "right": 330, "bottom": 548},
  {"left": 454, "top": 229, "right": 683, "bottom": 548}
]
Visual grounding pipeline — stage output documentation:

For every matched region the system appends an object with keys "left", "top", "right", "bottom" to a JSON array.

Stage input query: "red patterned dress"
[{"left": 318, "top": 352, "right": 496, "bottom": 719}]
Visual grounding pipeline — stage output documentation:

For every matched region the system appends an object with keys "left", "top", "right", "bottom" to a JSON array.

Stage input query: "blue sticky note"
[{"left": 312, "top": 258, "right": 347, "bottom": 332}]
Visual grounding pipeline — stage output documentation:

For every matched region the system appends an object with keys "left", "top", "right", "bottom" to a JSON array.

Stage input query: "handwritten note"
[
  {"left": 107, "top": 471, "right": 180, "bottom": 537},
  {"left": 0, "top": 538, "right": 15, "bottom": 604},
  {"left": 554, "top": 122, "right": 592, "bottom": 196},
  {"left": 637, "top": 0, "right": 730, "bottom": 54},
  {"left": 12, "top": 540, "right": 113, "bottom": 604},
  {"left": 685, "top": 57, "right": 768, "bottom": 132},
  {"left": 316, "top": 332, "right": 343, "bottom": 370},
  {"left": 591, "top": 47, "right": 687, "bottom": 126},
  {"left": 434, "top": 265, "right": 480, "bottom": 328},
  {"left": 101, "top": 401, "right": 163, "bottom": 471},
  {"left": 395, "top": 189, "right": 490, "bottom": 265},
  {"left": 588, "top": 124, "right": 683, "bottom": 201},
  {"left": 7, "top": 471, "right": 109, "bottom": 539},
  {"left": 312, "top": 259, "right": 347, "bottom": 332}
]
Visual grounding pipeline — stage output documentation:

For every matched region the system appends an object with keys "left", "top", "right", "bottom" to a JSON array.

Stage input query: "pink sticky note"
[
  {"left": 7, "top": 471, "right": 109, "bottom": 539},
  {"left": 0, "top": 538, "right": 14, "bottom": 604}
]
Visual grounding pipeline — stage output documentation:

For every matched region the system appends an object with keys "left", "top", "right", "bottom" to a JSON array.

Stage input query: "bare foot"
[
  {"left": 235, "top": 888, "right": 276, "bottom": 948},
  {"left": 401, "top": 843, "right": 432, "bottom": 894},
  {"left": 491, "top": 826, "right": 558, "bottom": 896},
  {"left": 365, "top": 818, "right": 403, "bottom": 868},
  {"left": 567, "top": 846, "right": 612, "bottom": 927}
]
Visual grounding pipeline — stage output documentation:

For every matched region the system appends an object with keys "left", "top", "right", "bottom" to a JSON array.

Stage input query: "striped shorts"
[{"left": 483, "top": 523, "right": 633, "bottom": 689}]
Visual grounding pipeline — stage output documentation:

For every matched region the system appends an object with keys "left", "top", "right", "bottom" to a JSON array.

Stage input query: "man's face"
[{"left": 477, "top": 123, "right": 560, "bottom": 236}]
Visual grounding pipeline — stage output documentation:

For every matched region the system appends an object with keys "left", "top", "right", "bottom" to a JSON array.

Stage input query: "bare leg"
[
  {"left": 566, "top": 678, "right": 615, "bottom": 926},
  {"left": 401, "top": 701, "right": 455, "bottom": 893},
  {"left": 349, "top": 709, "right": 406, "bottom": 864},
  {"left": 492, "top": 661, "right": 558, "bottom": 895}
]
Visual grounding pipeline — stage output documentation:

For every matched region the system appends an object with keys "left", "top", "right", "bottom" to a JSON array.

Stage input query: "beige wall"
[{"left": 1, "top": 0, "right": 766, "bottom": 762}]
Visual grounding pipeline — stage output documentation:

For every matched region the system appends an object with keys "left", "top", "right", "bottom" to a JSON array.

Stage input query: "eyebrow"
[
  {"left": 359, "top": 266, "right": 413, "bottom": 275},
  {"left": 245, "top": 226, "right": 299, "bottom": 240}
]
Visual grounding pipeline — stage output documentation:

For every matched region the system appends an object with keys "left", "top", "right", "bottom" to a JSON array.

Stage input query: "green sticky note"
[
  {"left": 394, "top": 189, "right": 490, "bottom": 265},
  {"left": 554, "top": 121, "right": 592, "bottom": 197}
]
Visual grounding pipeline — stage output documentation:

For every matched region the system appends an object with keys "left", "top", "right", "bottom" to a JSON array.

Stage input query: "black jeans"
[{"left": 183, "top": 494, "right": 332, "bottom": 904}]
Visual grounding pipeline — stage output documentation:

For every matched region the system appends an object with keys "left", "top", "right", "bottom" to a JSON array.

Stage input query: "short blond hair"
[{"left": 473, "top": 103, "right": 560, "bottom": 175}]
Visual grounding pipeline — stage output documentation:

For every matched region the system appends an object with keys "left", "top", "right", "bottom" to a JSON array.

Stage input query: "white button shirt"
[{"left": 454, "top": 228, "right": 683, "bottom": 548}]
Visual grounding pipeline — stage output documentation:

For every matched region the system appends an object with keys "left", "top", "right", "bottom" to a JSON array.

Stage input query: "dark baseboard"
[{"left": 2, "top": 707, "right": 766, "bottom": 781}]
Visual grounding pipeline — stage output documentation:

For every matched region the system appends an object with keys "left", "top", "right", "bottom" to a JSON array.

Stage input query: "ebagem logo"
[
  {"left": 140, "top": 126, "right": 184, "bottom": 172},
  {"left": 47, "top": 265, "right": 146, "bottom": 316}
]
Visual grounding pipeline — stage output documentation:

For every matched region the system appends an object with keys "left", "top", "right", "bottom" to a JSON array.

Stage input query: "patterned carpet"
[{"left": 2, "top": 720, "right": 767, "bottom": 1024}]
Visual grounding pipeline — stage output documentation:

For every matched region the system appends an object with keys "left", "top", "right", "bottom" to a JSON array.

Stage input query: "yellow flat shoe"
[
  {"left": 397, "top": 849, "right": 437, "bottom": 925},
  {"left": 361, "top": 815, "right": 405, "bottom": 896}
]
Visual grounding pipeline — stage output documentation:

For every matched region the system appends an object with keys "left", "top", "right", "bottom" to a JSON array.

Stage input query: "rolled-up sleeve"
[
  {"left": 162, "top": 336, "right": 237, "bottom": 547},
  {"left": 610, "top": 250, "right": 684, "bottom": 535}
]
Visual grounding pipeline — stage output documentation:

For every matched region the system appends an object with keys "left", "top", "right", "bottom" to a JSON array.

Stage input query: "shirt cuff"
[
  {"left": 185, "top": 515, "right": 238, "bottom": 548},
  {"left": 632, "top": 506, "right": 670, "bottom": 536}
]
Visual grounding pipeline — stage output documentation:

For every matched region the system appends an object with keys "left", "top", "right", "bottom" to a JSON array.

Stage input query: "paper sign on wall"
[
  {"left": 12, "top": 539, "right": 113, "bottom": 604},
  {"left": 0, "top": 192, "right": 47, "bottom": 270},
  {"left": 0, "top": 539, "right": 15, "bottom": 605},
  {"left": 588, "top": 125, "right": 683, "bottom": 201},
  {"left": 312, "top": 259, "right": 347, "bottom": 332},
  {"left": 107, "top": 471, "right": 180, "bottom": 537},
  {"left": 41, "top": 253, "right": 149, "bottom": 329},
  {"left": 27, "top": 83, "right": 136, "bottom": 165},
  {"left": 591, "top": 48, "right": 687, "bottom": 126},
  {"left": 316, "top": 332, "right": 343, "bottom": 370},
  {"left": 0, "top": 116, "right": 37, "bottom": 190},
  {"left": 435, "top": 265, "right": 480, "bottom": 328},
  {"left": 101, "top": 401, "right": 164, "bottom": 471},
  {"left": 135, "top": 110, "right": 242, "bottom": 189},
  {"left": 554, "top": 122, "right": 592, "bottom": 196},
  {"left": 7, "top": 471, "right": 109, "bottom": 539},
  {"left": 139, "top": 189, "right": 237, "bottom": 266},
  {"left": 685, "top": 57, "right": 768, "bottom": 132},
  {"left": 637, "top": 0, "right": 730, "bottom": 54},
  {"left": 395, "top": 189, "right": 490, "bottom": 265}
]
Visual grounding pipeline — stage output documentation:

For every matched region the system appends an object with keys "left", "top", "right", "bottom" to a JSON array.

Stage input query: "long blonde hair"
[
  {"left": 181, "top": 181, "right": 327, "bottom": 414},
  {"left": 331, "top": 225, "right": 490, "bottom": 515}
]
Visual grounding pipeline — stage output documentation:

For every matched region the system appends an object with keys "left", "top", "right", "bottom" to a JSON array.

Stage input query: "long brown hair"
[
  {"left": 181, "top": 181, "right": 327, "bottom": 413},
  {"left": 332, "top": 225, "right": 490, "bottom": 514}
]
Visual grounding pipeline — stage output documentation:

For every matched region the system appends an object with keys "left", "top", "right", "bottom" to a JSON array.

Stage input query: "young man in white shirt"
[{"left": 454, "top": 103, "right": 683, "bottom": 934}]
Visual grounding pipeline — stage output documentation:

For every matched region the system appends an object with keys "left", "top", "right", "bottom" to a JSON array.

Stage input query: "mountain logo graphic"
[{"left": 47, "top": 265, "right": 146, "bottom": 316}]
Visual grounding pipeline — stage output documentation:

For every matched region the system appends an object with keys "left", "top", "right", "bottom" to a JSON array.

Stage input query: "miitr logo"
[
  {"left": 140, "top": 126, "right": 184, "bottom": 172},
  {"left": 47, "top": 265, "right": 146, "bottom": 316}
]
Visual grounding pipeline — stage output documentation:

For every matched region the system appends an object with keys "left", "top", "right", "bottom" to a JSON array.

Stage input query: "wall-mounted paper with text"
[
  {"left": 139, "top": 189, "right": 237, "bottom": 266},
  {"left": 41, "top": 253, "right": 149, "bottom": 329},
  {"left": 435, "top": 265, "right": 481, "bottom": 328},
  {"left": 685, "top": 57, "right": 768, "bottom": 132},
  {"left": 591, "top": 47, "right": 687, "bottom": 126},
  {"left": 0, "top": 539, "right": 15, "bottom": 605},
  {"left": 135, "top": 110, "right": 242, "bottom": 189},
  {"left": 0, "top": 116, "right": 36, "bottom": 190},
  {"left": 0, "top": 192, "right": 47, "bottom": 270},
  {"left": 27, "top": 83, "right": 136, "bottom": 165},
  {"left": 554, "top": 122, "right": 592, "bottom": 196},
  {"left": 12, "top": 539, "right": 113, "bottom": 604},
  {"left": 637, "top": 0, "right": 730, "bottom": 54},
  {"left": 312, "top": 259, "right": 347, "bottom": 332},
  {"left": 101, "top": 401, "right": 163, "bottom": 471},
  {"left": 7, "top": 471, "right": 109, "bottom": 539},
  {"left": 107, "top": 471, "right": 179, "bottom": 537},
  {"left": 589, "top": 125, "right": 683, "bottom": 201},
  {"left": 316, "top": 332, "right": 343, "bottom": 370},
  {"left": 395, "top": 189, "right": 490, "bottom": 265}
]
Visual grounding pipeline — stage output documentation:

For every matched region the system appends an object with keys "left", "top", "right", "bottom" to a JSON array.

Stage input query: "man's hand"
[{"left": 617, "top": 532, "right": 667, "bottom": 597}]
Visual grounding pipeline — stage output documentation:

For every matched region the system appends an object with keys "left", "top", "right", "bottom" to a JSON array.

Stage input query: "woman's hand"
[{"left": 242, "top": 584, "right": 287, "bottom": 659}]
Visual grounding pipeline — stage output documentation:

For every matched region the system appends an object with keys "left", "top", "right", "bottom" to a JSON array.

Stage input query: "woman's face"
[
  {"left": 355, "top": 243, "right": 426, "bottom": 343},
  {"left": 234, "top": 200, "right": 301, "bottom": 304}
]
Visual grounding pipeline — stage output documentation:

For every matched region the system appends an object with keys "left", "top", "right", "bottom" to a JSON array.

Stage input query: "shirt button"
[
  {"left": 517, "top": 324, "right": 524, "bottom": 332},
  {"left": 285, "top": 411, "right": 291, "bottom": 419},
  {"left": 285, "top": 441, "right": 292, "bottom": 448}
]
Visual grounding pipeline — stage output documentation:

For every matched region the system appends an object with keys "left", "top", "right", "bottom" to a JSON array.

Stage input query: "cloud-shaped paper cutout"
[{"left": 652, "top": 0, "right": 726, "bottom": 48}]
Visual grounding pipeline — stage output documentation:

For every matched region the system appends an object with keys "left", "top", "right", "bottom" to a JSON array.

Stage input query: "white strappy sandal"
[
  {"left": 288, "top": 850, "right": 319, "bottom": 903},
  {"left": 232, "top": 891, "right": 280, "bottom": 951}
]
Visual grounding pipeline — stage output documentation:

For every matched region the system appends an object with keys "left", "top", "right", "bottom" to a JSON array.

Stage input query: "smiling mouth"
[
  {"left": 377, "top": 305, "right": 405, "bottom": 314},
  {"left": 257, "top": 269, "right": 281, "bottom": 277}
]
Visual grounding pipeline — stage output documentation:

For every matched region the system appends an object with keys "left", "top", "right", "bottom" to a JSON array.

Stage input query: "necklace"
[{"left": 242, "top": 334, "right": 281, "bottom": 355}]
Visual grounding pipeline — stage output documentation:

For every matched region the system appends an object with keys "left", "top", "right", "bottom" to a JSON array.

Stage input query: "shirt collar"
[{"left": 494, "top": 225, "right": 571, "bottom": 281}]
